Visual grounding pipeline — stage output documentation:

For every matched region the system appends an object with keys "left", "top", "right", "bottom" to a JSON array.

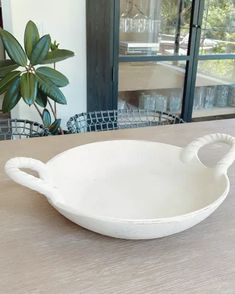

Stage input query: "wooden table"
[{"left": 1, "top": 119, "right": 235, "bottom": 294}]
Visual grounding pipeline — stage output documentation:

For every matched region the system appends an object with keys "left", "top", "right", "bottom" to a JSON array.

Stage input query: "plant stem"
[
  {"left": 34, "top": 103, "right": 43, "bottom": 120},
  {"left": 54, "top": 100, "right": 57, "bottom": 118},
  {"left": 53, "top": 62, "right": 57, "bottom": 117},
  {"left": 48, "top": 99, "right": 57, "bottom": 119}
]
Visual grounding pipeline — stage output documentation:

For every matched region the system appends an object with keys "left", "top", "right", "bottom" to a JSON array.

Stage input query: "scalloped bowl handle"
[
  {"left": 181, "top": 133, "right": 235, "bottom": 176},
  {"left": 5, "top": 157, "right": 58, "bottom": 202}
]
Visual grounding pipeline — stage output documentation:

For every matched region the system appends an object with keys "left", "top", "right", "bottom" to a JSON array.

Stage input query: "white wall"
[{"left": 1, "top": 0, "right": 87, "bottom": 127}]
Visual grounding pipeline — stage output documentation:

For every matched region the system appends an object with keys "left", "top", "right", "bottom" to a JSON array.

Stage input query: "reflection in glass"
[
  {"left": 204, "top": 87, "right": 215, "bottom": 109},
  {"left": 169, "top": 91, "right": 182, "bottom": 113},
  {"left": 118, "top": 61, "right": 185, "bottom": 113},
  {"left": 193, "top": 87, "right": 205, "bottom": 110},
  {"left": 120, "top": 0, "right": 134, "bottom": 33},
  {"left": 200, "top": 0, "right": 235, "bottom": 54},
  {"left": 132, "top": 1, "right": 151, "bottom": 33},
  {"left": 193, "top": 60, "right": 235, "bottom": 118},
  {"left": 138, "top": 92, "right": 169, "bottom": 112},
  {"left": 229, "top": 85, "right": 235, "bottom": 106},
  {"left": 215, "top": 85, "right": 229, "bottom": 107},
  {"left": 119, "top": 0, "right": 192, "bottom": 56}
]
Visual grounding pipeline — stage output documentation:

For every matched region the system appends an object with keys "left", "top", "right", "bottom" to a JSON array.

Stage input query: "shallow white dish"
[{"left": 5, "top": 133, "right": 235, "bottom": 240}]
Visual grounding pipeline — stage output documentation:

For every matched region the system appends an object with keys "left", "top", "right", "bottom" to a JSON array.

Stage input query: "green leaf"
[
  {"left": 24, "top": 20, "right": 40, "bottom": 59},
  {"left": 0, "top": 60, "right": 19, "bottom": 78},
  {"left": 20, "top": 73, "right": 38, "bottom": 105},
  {"left": 2, "top": 76, "right": 21, "bottom": 112},
  {"left": 50, "top": 40, "right": 59, "bottom": 51},
  {"left": 35, "top": 90, "right": 47, "bottom": 107},
  {"left": 0, "top": 70, "right": 21, "bottom": 95},
  {"left": 30, "top": 34, "right": 51, "bottom": 65},
  {"left": 36, "top": 72, "right": 67, "bottom": 105},
  {"left": 49, "top": 119, "right": 61, "bottom": 135},
  {"left": 41, "top": 49, "right": 74, "bottom": 64},
  {"left": 0, "top": 29, "right": 28, "bottom": 66},
  {"left": 42, "top": 109, "right": 51, "bottom": 127},
  {"left": 36, "top": 67, "right": 69, "bottom": 87}
]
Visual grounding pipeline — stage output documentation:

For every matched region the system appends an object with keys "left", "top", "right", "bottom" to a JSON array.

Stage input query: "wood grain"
[{"left": 1, "top": 119, "right": 235, "bottom": 293}]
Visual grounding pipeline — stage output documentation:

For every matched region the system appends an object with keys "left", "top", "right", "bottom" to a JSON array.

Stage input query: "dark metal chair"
[
  {"left": 67, "top": 109, "right": 185, "bottom": 133},
  {"left": 0, "top": 119, "right": 49, "bottom": 140}
]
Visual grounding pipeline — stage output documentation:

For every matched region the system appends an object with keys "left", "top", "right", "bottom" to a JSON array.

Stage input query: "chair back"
[
  {"left": 0, "top": 119, "right": 49, "bottom": 140},
  {"left": 67, "top": 109, "right": 185, "bottom": 133}
]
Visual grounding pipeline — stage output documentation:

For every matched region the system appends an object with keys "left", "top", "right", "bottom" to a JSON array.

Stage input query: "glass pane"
[
  {"left": 193, "top": 59, "right": 235, "bottom": 118},
  {"left": 200, "top": 0, "right": 235, "bottom": 55},
  {"left": 119, "top": 0, "right": 192, "bottom": 56},
  {"left": 118, "top": 61, "right": 186, "bottom": 113}
]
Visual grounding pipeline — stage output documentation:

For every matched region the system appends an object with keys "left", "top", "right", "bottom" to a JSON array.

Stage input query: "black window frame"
[{"left": 87, "top": 0, "right": 235, "bottom": 122}]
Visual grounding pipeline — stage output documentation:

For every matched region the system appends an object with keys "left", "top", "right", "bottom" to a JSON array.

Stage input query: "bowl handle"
[
  {"left": 5, "top": 157, "right": 58, "bottom": 203},
  {"left": 181, "top": 133, "right": 235, "bottom": 176}
]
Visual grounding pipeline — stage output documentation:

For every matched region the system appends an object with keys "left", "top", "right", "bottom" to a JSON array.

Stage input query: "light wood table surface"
[{"left": 1, "top": 119, "right": 235, "bottom": 294}]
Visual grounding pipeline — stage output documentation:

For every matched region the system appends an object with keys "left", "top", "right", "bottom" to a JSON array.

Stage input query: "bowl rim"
[{"left": 46, "top": 139, "right": 182, "bottom": 163}]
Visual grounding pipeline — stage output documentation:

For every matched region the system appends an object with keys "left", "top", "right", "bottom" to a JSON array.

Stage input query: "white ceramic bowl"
[{"left": 5, "top": 133, "right": 235, "bottom": 240}]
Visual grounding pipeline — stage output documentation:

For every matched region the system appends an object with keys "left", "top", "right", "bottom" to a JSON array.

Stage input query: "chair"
[
  {"left": 0, "top": 119, "right": 49, "bottom": 140},
  {"left": 67, "top": 109, "right": 185, "bottom": 133}
]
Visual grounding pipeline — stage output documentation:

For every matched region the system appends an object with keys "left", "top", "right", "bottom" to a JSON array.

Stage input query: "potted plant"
[{"left": 0, "top": 20, "right": 74, "bottom": 134}]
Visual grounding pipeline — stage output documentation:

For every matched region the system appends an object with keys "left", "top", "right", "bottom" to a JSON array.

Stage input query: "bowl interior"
[{"left": 47, "top": 140, "right": 228, "bottom": 219}]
